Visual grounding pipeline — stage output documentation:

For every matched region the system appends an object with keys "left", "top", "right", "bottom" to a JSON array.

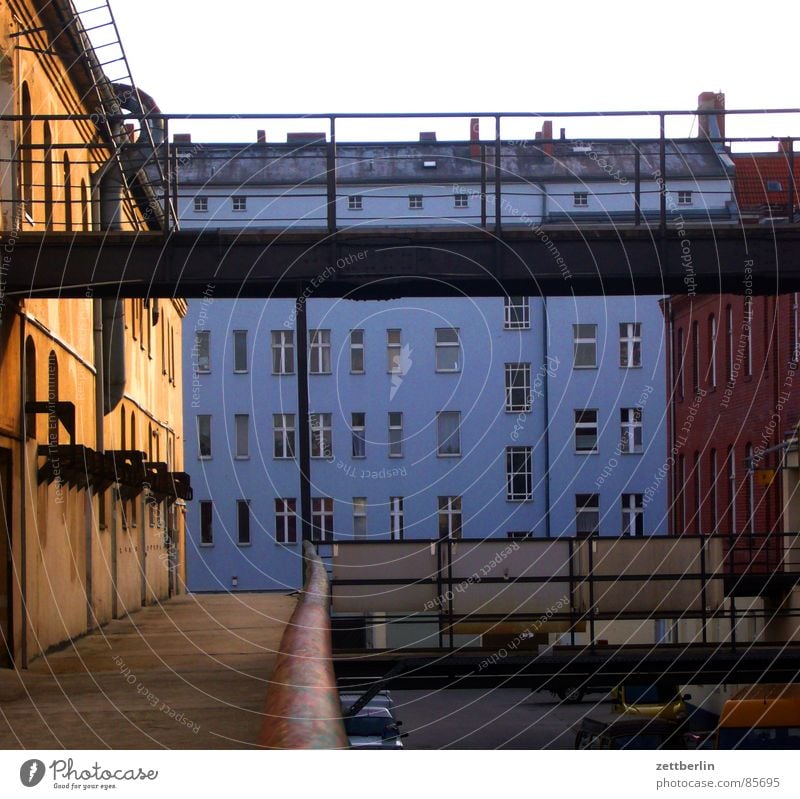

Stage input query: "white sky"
[{"left": 108, "top": 0, "right": 799, "bottom": 146}]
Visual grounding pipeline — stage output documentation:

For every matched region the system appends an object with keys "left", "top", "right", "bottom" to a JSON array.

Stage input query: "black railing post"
[
  {"left": 480, "top": 143, "right": 487, "bottom": 229},
  {"left": 447, "top": 535, "right": 455, "bottom": 651},
  {"left": 700, "top": 534, "right": 708, "bottom": 644},
  {"left": 659, "top": 113, "right": 667, "bottom": 237},
  {"left": 162, "top": 116, "right": 171, "bottom": 233},
  {"left": 327, "top": 116, "right": 337, "bottom": 234},
  {"left": 568, "top": 537, "right": 576, "bottom": 646},
  {"left": 788, "top": 143, "right": 795, "bottom": 224},
  {"left": 634, "top": 143, "right": 641, "bottom": 226},
  {"left": 588, "top": 536, "right": 596, "bottom": 653},
  {"left": 494, "top": 115, "right": 502, "bottom": 237},
  {"left": 296, "top": 288, "right": 312, "bottom": 584}
]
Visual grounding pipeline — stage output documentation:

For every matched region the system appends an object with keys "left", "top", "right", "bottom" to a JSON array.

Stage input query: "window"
[
  {"left": 437, "top": 411, "right": 461, "bottom": 456},
  {"left": 353, "top": 497, "right": 367, "bottom": 538},
  {"left": 744, "top": 298, "right": 753, "bottom": 377},
  {"left": 409, "top": 194, "right": 423, "bottom": 210},
  {"left": 792, "top": 294, "right": 800, "bottom": 363},
  {"left": 351, "top": 412, "right": 366, "bottom": 458},
  {"left": 622, "top": 494, "right": 644, "bottom": 536},
  {"left": 438, "top": 496, "right": 462, "bottom": 539},
  {"left": 504, "top": 296, "right": 530, "bottom": 330},
  {"left": 350, "top": 329, "right": 364, "bottom": 373},
  {"left": 709, "top": 449, "right": 718, "bottom": 533},
  {"left": 309, "top": 329, "right": 331, "bottom": 374},
  {"left": 677, "top": 190, "right": 693, "bottom": 205},
  {"left": 506, "top": 447, "right": 533, "bottom": 501},
  {"left": 677, "top": 454, "right": 686, "bottom": 534},
  {"left": 745, "top": 443, "right": 754, "bottom": 533},
  {"left": 63, "top": 153, "right": 73, "bottom": 232},
  {"left": 233, "top": 330, "right": 248, "bottom": 373},
  {"left": 275, "top": 498, "right": 297, "bottom": 544},
  {"left": 575, "top": 493, "right": 599, "bottom": 535},
  {"left": 232, "top": 196, "right": 247, "bottom": 211},
  {"left": 194, "top": 196, "right": 208, "bottom": 212},
  {"left": 195, "top": 330, "right": 210, "bottom": 373},
  {"left": 387, "top": 329, "right": 402, "bottom": 373},
  {"left": 693, "top": 451, "right": 702, "bottom": 535},
  {"left": 310, "top": 413, "right": 333, "bottom": 458},
  {"left": 200, "top": 501, "right": 213, "bottom": 545},
  {"left": 235, "top": 414, "right": 249, "bottom": 458},
  {"left": 197, "top": 415, "right": 212, "bottom": 458},
  {"left": 388, "top": 412, "right": 403, "bottom": 457},
  {"left": 573, "top": 324, "right": 597, "bottom": 368},
  {"left": 727, "top": 446, "right": 736, "bottom": 534},
  {"left": 726, "top": 305, "right": 734, "bottom": 381},
  {"left": 692, "top": 320, "right": 700, "bottom": 394},
  {"left": 708, "top": 314, "right": 717, "bottom": 389},
  {"left": 237, "top": 500, "right": 251, "bottom": 545},
  {"left": 574, "top": 409, "right": 598, "bottom": 453},
  {"left": 505, "top": 363, "right": 531, "bottom": 412},
  {"left": 272, "top": 330, "right": 295, "bottom": 374},
  {"left": 273, "top": 414, "right": 295, "bottom": 459},
  {"left": 454, "top": 193, "right": 469, "bottom": 209},
  {"left": 573, "top": 191, "right": 588, "bottom": 207},
  {"left": 348, "top": 195, "right": 363, "bottom": 211},
  {"left": 435, "top": 328, "right": 460, "bottom": 372},
  {"left": 389, "top": 497, "right": 404, "bottom": 540},
  {"left": 619, "top": 323, "right": 641, "bottom": 368},
  {"left": 676, "top": 327, "right": 685, "bottom": 401},
  {"left": 312, "top": 497, "right": 334, "bottom": 542},
  {"left": 620, "top": 407, "right": 643, "bottom": 454}
]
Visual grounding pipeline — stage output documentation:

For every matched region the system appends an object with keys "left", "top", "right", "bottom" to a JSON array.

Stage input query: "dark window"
[{"left": 200, "top": 501, "right": 213, "bottom": 544}]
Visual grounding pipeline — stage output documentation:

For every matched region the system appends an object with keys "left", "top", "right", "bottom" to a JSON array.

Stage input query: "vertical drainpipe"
[
  {"left": 667, "top": 298, "right": 675, "bottom": 535},
  {"left": 543, "top": 298, "right": 551, "bottom": 538}
]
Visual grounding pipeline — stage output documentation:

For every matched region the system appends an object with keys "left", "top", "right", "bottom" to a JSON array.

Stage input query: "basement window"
[
  {"left": 232, "top": 196, "right": 247, "bottom": 212},
  {"left": 573, "top": 192, "right": 588, "bottom": 207},
  {"left": 348, "top": 195, "right": 363, "bottom": 211},
  {"left": 194, "top": 196, "right": 208, "bottom": 212},
  {"left": 678, "top": 191, "right": 693, "bottom": 205}
]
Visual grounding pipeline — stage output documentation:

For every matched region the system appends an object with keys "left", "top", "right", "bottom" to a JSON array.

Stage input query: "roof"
[{"left": 733, "top": 152, "right": 799, "bottom": 212}]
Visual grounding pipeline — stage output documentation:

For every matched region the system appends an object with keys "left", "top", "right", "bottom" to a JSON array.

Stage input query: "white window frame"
[
  {"left": 275, "top": 498, "right": 297, "bottom": 545},
  {"left": 573, "top": 324, "right": 597, "bottom": 368},
  {"left": 233, "top": 329, "right": 248, "bottom": 373},
  {"left": 194, "top": 196, "right": 208, "bottom": 213},
  {"left": 350, "top": 329, "right": 365, "bottom": 374},
  {"left": 505, "top": 363, "right": 531, "bottom": 413},
  {"left": 454, "top": 193, "right": 469, "bottom": 209},
  {"left": 573, "top": 191, "right": 588, "bottom": 207},
  {"left": 504, "top": 296, "right": 530, "bottom": 330},
  {"left": 621, "top": 493, "right": 643, "bottom": 536},
  {"left": 271, "top": 330, "right": 295, "bottom": 375},
  {"left": 408, "top": 194, "right": 423, "bottom": 210},
  {"left": 620, "top": 407, "right": 643, "bottom": 454},
  {"left": 438, "top": 496, "right": 462, "bottom": 539},
  {"left": 197, "top": 414, "right": 212, "bottom": 459},
  {"left": 387, "top": 329, "right": 402, "bottom": 373},
  {"left": 353, "top": 497, "right": 367, "bottom": 539},
  {"left": 575, "top": 493, "right": 599, "bottom": 535},
  {"left": 195, "top": 330, "right": 210, "bottom": 373},
  {"left": 273, "top": 413, "right": 295, "bottom": 459},
  {"left": 435, "top": 327, "right": 461, "bottom": 373},
  {"left": 388, "top": 412, "right": 403, "bottom": 458},
  {"left": 619, "top": 322, "right": 641, "bottom": 368},
  {"left": 232, "top": 196, "right": 247, "bottom": 212},
  {"left": 348, "top": 195, "right": 363, "bottom": 211},
  {"left": 312, "top": 497, "right": 334, "bottom": 542},
  {"left": 235, "top": 414, "right": 249, "bottom": 459},
  {"left": 310, "top": 413, "right": 333, "bottom": 459},
  {"left": 574, "top": 409, "right": 598, "bottom": 454},
  {"left": 677, "top": 190, "right": 693, "bottom": 205},
  {"left": 351, "top": 412, "right": 366, "bottom": 459},
  {"left": 389, "top": 496, "right": 404, "bottom": 540},
  {"left": 506, "top": 446, "right": 533, "bottom": 501},
  {"left": 309, "top": 329, "right": 331, "bottom": 375},
  {"left": 437, "top": 411, "right": 461, "bottom": 457}
]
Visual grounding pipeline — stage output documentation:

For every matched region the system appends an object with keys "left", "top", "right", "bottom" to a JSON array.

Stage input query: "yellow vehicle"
[
  {"left": 612, "top": 682, "right": 688, "bottom": 722},
  {"left": 717, "top": 684, "right": 800, "bottom": 749}
]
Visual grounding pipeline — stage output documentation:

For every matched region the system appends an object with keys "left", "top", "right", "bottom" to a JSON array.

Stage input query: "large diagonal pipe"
[{"left": 258, "top": 541, "right": 348, "bottom": 749}]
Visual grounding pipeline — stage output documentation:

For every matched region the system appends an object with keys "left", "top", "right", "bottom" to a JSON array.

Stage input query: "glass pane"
[
  {"left": 233, "top": 331, "right": 247, "bottom": 371},
  {"left": 436, "top": 347, "right": 460, "bottom": 371}
]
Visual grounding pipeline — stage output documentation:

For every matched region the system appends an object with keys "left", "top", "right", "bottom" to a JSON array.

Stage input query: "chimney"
[
  {"left": 470, "top": 118, "right": 480, "bottom": 158},
  {"left": 419, "top": 131, "right": 437, "bottom": 142},
  {"left": 257, "top": 130, "right": 266, "bottom": 143},
  {"left": 173, "top": 133, "right": 192, "bottom": 143},
  {"left": 541, "top": 120, "right": 553, "bottom": 156},
  {"left": 778, "top": 137, "right": 793, "bottom": 154},
  {"left": 560, "top": 127, "right": 566, "bottom": 140},
  {"left": 697, "top": 91, "right": 725, "bottom": 141}
]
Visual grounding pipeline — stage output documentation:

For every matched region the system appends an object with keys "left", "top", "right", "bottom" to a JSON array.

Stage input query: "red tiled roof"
[{"left": 733, "top": 152, "right": 799, "bottom": 212}]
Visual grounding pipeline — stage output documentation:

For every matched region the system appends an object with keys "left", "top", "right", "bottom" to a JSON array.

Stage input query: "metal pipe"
[{"left": 258, "top": 541, "right": 348, "bottom": 749}]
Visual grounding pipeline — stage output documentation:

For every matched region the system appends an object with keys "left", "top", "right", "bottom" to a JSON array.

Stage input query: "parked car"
[
  {"left": 575, "top": 717, "right": 687, "bottom": 750},
  {"left": 340, "top": 691, "right": 404, "bottom": 749},
  {"left": 612, "top": 681, "right": 688, "bottom": 722},
  {"left": 716, "top": 684, "right": 800, "bottom": 749}
]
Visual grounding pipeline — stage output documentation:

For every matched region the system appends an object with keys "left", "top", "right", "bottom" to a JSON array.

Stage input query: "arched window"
[
  {"left": 43, "top": 122, "right": 53, "bottom": 230},
  {"left": 130, "top": 412, "right": 136, "bottom": 452},
  {"left": 80, "top": 179, "right": 89, "bottom": 231},
  {"left": 20, "top": 82, "right": 33, "bottom": 221},
  {"left": 707, "top": 314, "right": 716, "bottom": 389},
  {"left": 148, "top": 423, "right": 153, "bottom": 461},
  {"left": 727, "top": 445, "right": 736, "bottom": 534},
  {"left": 119, "top": 405, "right": 126, "bottom": 450},
  {"left": 709, "top": 448, "right": 718, "bottom": 532},
  {"left": 63, "top": 153, "right": 73, "bottom": 231},
  {"left": 693, "top": 450, "right": 701, "bottom": 535},
  {"left": 47, "top": 351, "right": 58, "bottom": 446},
  {"left": 25, "top": 336, "right": 36, "bottom": 438},
  {"left": 745, "top": 443, "right": 754, "bottom": 533}
]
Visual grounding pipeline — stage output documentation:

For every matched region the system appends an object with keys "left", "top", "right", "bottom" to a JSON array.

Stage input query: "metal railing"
[{"left": 258, "top": 540, "right": 348, "bottom": 749}]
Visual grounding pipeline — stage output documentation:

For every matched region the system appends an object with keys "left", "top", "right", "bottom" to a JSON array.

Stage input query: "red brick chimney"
[
  {"left": 257, "top": 130, "right": 266, "bottom": 143},
  {"left": 541, "top": 120, "right": 553, "bottom": 156},
  {"left": 778, "top": 137, "right": 793, "bottom": 154},
  {"left": 470, "top": 118, "right": 480, "bottom": 158},
  {"left": 173, "top": 133, "right": 192, "bottom": 143},
  {"left": 697, "top": 91, "right": 725, "bottom": 140}
]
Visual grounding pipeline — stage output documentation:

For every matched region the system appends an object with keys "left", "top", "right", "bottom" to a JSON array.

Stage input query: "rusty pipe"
[{"left": 258, "top": 541, "right": 348, "bottom": 749}]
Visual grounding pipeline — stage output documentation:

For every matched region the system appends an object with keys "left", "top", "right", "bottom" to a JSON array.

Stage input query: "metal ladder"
[{"left": 67, "top": 0, "right": 168, "bottom": 230}]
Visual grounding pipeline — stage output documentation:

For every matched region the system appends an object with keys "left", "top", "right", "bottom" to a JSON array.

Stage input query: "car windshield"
[
  {"left": 624, "top": 683, "right": 675, "bottom": 704},
  {"left": 718, "top": 727, "right": 800, "bottom": 749},
  {"left": 345, "top": 717, "right": 396, "bottom": 738}
]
